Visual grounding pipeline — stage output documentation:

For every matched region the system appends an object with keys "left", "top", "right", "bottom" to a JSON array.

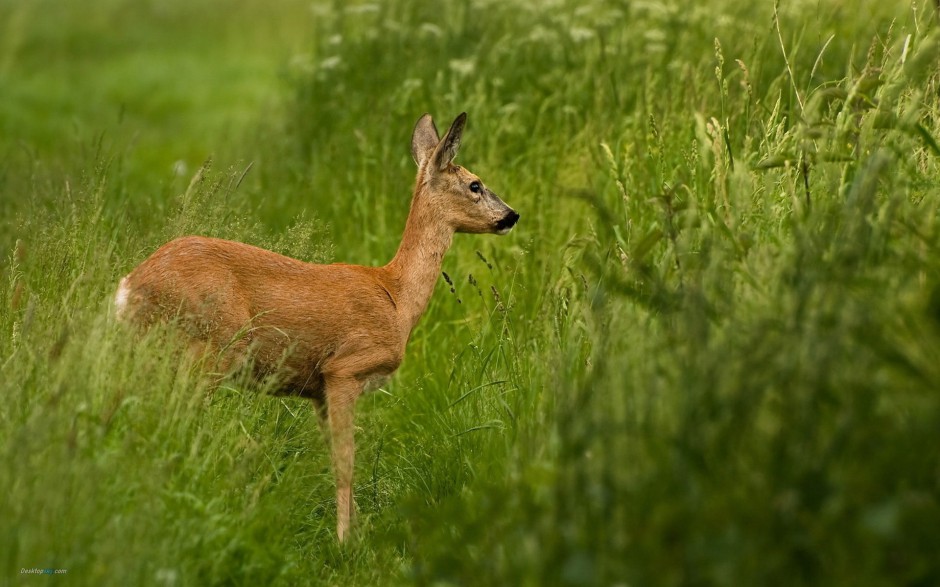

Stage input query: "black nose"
[{"left": 496, "top": 210, "right": 520, "bottom": 231}]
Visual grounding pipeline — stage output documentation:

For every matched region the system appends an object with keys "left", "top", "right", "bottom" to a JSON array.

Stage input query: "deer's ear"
[
  {"left": 411, "top": 114, "right": 440, "bottom": 168},
  {"left": 432, "top": 112, "right": 467, "bottom": 172}
]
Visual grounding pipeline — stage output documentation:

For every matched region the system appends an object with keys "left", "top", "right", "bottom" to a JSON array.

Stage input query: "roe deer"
[{"left": 114, "top": 112, "right": 519, "bottom": 541}]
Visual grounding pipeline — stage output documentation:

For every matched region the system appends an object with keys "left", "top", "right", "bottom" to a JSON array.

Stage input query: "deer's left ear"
[
  {"left": 412, "top": 114, "right": 440, "bottom": 168},
  {"left": 432, "top": 112, "right": 467, "bottom": 172}
]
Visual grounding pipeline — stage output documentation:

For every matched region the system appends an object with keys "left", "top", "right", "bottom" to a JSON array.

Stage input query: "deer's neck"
[{"left": 384, "top": 188, "right": 454, "bottom": 335}]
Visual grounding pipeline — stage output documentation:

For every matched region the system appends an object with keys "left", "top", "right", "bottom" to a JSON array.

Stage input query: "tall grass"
[{"left": 2, "top": 0, "right": 939, "bottom": 585}]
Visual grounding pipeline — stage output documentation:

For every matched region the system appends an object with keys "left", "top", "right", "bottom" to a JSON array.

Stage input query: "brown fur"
[{"left": 115, "top": 112, "right": 518, "bottom": 542}]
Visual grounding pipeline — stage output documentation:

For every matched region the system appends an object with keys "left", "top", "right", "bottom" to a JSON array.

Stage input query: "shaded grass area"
[{"left": 2, "top": 0, "right": 940, "bottom": 585}]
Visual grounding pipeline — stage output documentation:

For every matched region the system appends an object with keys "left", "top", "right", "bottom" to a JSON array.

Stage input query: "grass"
[{"left": 2, "top": 0, "right": 940, "bottom": 585}]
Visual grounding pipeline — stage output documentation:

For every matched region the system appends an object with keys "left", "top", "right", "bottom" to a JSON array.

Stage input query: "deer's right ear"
[
  {"left": 432, "top": 112, "right": 467, "bottom": 172},
  {"left": 411, "top": 114, "right": 440, "bottom": 168}
]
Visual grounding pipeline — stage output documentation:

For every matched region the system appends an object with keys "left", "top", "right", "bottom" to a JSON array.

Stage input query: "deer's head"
[{"left": 411, "top": 112, "right": 519, "bottom": 235}]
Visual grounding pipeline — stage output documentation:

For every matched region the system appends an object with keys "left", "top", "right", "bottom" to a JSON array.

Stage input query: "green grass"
[{"left": 2, "top": 0, "right": 940, "bottom": 585}]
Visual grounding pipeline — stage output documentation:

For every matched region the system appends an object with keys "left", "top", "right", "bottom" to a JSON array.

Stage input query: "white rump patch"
[{"left": 113, "top": 277, "right": 131, "bottom": 320}]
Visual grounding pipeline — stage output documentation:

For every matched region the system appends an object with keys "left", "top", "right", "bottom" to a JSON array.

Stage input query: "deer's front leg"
[{"left": 325, "top": 375, "right": 361, "bottom": 542}]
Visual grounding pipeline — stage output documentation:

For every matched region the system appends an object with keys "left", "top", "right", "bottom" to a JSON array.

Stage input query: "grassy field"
[{"left": 2, "top": 0, "right": 940, "bottom": 584}]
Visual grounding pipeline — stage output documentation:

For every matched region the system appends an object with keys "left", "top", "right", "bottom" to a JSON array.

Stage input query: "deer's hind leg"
[
  {"left": 190, "top": 303, "right": 256, "bottom": 378},
  {"left": 310, "top": 393, "right": 330, "bottom": 443}
]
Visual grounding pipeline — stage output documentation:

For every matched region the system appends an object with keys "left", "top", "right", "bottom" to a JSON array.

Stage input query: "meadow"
[{"left": 2, "top": 0, "right": 939, "bottom": 584}]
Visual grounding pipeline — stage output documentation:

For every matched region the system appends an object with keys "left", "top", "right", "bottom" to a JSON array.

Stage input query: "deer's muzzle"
[{"left": 495, "top": 210, "right": 520, "bottom": 234}]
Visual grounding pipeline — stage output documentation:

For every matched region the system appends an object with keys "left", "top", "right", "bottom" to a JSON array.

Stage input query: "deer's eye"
[{"left": 469, "top": 181, "right": 482, "bottom": 194}]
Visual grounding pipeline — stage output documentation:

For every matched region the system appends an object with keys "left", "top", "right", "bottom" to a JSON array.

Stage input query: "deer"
[{"left": 113, "top": 112, "right": 519, "bottom": 542}]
